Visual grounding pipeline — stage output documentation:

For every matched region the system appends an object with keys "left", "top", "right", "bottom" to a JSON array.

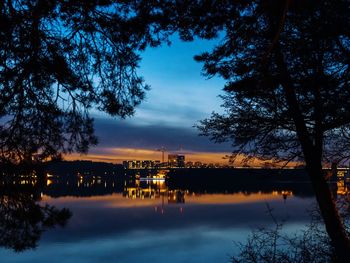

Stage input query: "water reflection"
[
  {"left": 123, "top": 179, "right": 168, "bottom": 200},
  {"left": 1, "top": 171, "right": 349, "bottom": 263},
  {"left": 38, "top": 175, "right": 315, "bottom": 200},
  {"left": 0, "top": 186, "right": 71, "bottom": 252}
]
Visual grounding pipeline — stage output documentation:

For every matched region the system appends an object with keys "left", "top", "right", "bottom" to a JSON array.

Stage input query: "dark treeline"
[
  {"left": 45, "top": 160, "right": 124, "bottom": 177},
  {"left": 168, "top": 168, "right": 310, "bottom": 182},
  {"left": 167, "top": 168, "right": 314, "bottom": 197},
  {"left": 0, "top": 168, "right": 318, "bottom": 198}
]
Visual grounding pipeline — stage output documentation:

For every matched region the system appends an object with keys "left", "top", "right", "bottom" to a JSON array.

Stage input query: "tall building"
[
  {"left": 168, "top": 154, "right": 185, "bottom": 168},
  {"left": 123, "top": 160, "right": 160, "bottom": 169},
  {"left": 177, "top": 155, "right": 185, "bottom": 168},
  {"left": 123, "top": 160, "right": 141, "bottom": 169},
  {"left": 142, "top": 160, "right": 160, "bottom": 168}
]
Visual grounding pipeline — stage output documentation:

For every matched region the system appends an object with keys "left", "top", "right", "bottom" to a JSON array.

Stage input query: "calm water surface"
[{"left": 0, "top": 177, "right": 317, "bottom": 263}]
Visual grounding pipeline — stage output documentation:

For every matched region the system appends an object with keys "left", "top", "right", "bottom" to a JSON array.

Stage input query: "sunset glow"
[
  {"left": 64, "top": 147, "right": 231, "bottom": 164},
  {"left": 41, "top": 192, "right": 285, "bottom": 208},
  {"left": 64, "top": 147, "right": 299, "bottom": 167}
]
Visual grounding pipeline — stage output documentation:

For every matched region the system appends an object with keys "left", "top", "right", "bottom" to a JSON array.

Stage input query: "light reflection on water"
[{"left": 0, "top": 177, "right": 318, "bottom": 263}]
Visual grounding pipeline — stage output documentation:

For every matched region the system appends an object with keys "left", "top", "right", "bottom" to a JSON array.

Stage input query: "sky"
[{"left": 67, "top": 36, "right": 234, "bottom": 164}]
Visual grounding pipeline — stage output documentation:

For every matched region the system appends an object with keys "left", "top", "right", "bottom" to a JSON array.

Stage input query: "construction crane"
[{"left": 156, "top": 146, "right": 167, "bottom": 163}]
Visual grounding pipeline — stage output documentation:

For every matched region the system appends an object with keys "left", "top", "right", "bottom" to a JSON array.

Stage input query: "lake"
[{"left": 0, "top": 171, "right": 327, "bottom": 263}]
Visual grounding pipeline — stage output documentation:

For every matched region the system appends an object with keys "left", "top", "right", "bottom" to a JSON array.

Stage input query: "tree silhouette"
[
  {"left": 192, "top": 1, "right": 350, "bottom": 261},
  {"left": 0, "top": 1, "right": 166, "bottom": 163},
  {"left": 2, "top": 1, "right": 350, "bottom": 260},
  {"left": 0, "top": 190, "right": 71, "bottom": 252}
]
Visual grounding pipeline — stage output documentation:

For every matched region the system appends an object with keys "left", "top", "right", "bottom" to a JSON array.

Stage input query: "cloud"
[
  {"left": 67, "top": 117, "right": 299, "bottom": 165},
  {"left": 92, "top": 117, "right": 232, "bottom": 153},
  {"left": 65, "top": 147, "right": 231, "bottom": 164}
]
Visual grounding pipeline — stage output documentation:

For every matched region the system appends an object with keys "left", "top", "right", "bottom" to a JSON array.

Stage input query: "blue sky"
[
  {"left": 136, "top": 36, "right": 225, "bottom": 127},
  {"left": 79, "top": 36, "right": 233, "bottom": 163}
]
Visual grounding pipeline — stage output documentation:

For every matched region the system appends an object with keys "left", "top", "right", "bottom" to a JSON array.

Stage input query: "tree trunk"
[
  {"left": 276, "top": 48, "right": 350, "bottom": 261},
  {"left": 306, "top": 160, "right": 350, "bottom": 263}
]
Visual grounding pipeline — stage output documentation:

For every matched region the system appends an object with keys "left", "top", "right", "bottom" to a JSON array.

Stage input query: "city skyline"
[{"left": 65, "top": 36, "right": 233, "bottom": 164}]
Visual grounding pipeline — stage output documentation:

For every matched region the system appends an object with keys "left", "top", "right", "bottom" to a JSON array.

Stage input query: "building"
[
  {"left": 123, "top": 160, "right": 160, "bottom": 169},
  {"left": 123, "top": 160, "right": 141, "bottom": 169},
  {"left": 142, "top": 160, "right": 160, "bottom": 169},
  {"left": 168, "top": 154, "right": 185, "bottom": 168}
]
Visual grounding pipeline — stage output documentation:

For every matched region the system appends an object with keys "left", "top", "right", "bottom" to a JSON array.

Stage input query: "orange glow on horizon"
[
  {"left": 64, "top": 147, "right": 231, "bottom": 164},
  {"left": 63, "top": 147, "right": 299, "bottom": 167},
  {"left": 41, "top": 192, "right": 288, "bottom": 208}
]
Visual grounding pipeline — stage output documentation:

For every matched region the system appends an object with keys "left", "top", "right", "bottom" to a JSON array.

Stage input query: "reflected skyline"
[
  {"left": 2, "top": 174, "right": 314, "bottom": 207},
  {"left": 1, "top": 169, "right": 349, "bottom": 263},
  {"left": 1, "top": 171, "right": 347, "bottom": 263},
  {"left": 15, "top": 175, "right": 314, "bottom": 200},
  {"left": 26, "top": 184, "right": 316, "bottom": 263}
]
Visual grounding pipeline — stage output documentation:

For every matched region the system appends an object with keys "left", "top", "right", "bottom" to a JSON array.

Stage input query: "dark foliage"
[
  {"left": 2, "top": 1, "right": 350, "bottom": 259},
  {"left": 188, "top": 1, "right": 350, "bottom": 260},
  {"left": 0, "top": 190, "right": 71, "bottom": 252},
  {"left": 232, "top": 197, "right": 350, "bottom": 263},
  {"left": 194, "top": 1, "right": 350, "bottom": 165},
  {"left": 0, "top": 0, "right": 173, "bottom": 163}
]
